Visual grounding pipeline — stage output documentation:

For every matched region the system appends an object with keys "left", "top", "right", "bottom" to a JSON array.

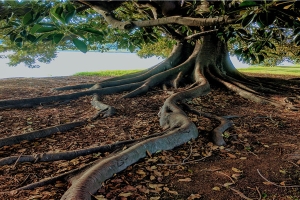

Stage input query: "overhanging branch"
[
  {"left": 132, "top": 16, "right": 237, "bottom": 29},
  {"left": 85, "top": 1, "right": 238, "bottom": 30},
  {"left": 184, "top": 29, "right": 218, "bottom": 40}
]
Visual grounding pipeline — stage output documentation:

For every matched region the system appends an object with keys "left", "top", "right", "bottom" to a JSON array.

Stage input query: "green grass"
[
  {"left": 74, "top": 65, "right": 300, "bottom": 77},
  {"left": 238, "top": 65, "right": 300, "bottom": 76},
  {"left": 73, "top": 69, "right": 142, "bottom": 76}
]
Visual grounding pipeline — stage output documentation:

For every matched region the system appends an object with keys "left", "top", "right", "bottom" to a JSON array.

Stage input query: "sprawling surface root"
[
  {"left": 1, "top": 35, "right": 298, "bottom": 200},
  {"left": 0, "top": 121, "right": 85, "bottom": 148},
  {"left": 61, "top": 118, "right": 198, "bottom": 200},
  {"left": 91, "top": 94, "right": 116, "bottom": 119}
]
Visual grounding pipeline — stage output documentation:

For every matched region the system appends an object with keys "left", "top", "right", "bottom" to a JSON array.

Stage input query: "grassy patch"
[
  {"left": 74, "top": 70, "right": 142, "bottom": 76},
  {"left": 238, "top": 65, "right": 300, "bottom": 76}
]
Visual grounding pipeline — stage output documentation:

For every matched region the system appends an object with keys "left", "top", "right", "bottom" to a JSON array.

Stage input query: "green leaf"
[
  {"left": 20, "top": 30, "right": 27, "bottom": 37},
  {"left": 241, "top": 14, "right": 256, "bottom": 27},
  {"left": 50, "top": 8, "right": 65, "bottom": 23},
  {"left": 53, "top": 33, "right": 64, "bottom": 44},
  {"left": 73, "top": 38, "right": 87, "bottom": 53},
  {"left": 0, "top": 25, "right": 12, "bottom": 30},
  {"left": 34, "top": 33, "right": 51, "bottom": 43},
  {"left": 294, "top": 27, "right": 300, "bottom": 36},
  {"left": 15, "top": 37, "right": 23, "bottom": 47},
  {"left": 30, "top": 24, "right": 42, "bottom": 34},
  {"left": 79, "top": 27, "right": 103, "bottom": 35},
  {"left": 239, "top": 1, "right": 257, "bottom": 8},
  {"left": 255, "top": 44, "right": 263, "bottom": 53},
  {"left": 258, "top": 12, "right": 276, "bottom": 27},
  {"left": 64, "top": 10, "right": 76, "bottom": 24},
  {"left": 266, "top": 41, "right": 276, "bottom": 50},
  {"left": 234, "top": 48, "right": 243, "bottom": 56},
  {"left": 257, "top": 54, "right": 264, "bottom": 63},
  {"left": 236, "top": 28, "right": 248, "bottom": 36},
  {"left": 128, "top": 44, "right": 135, "bottom": 52},
  {"left": 10, "top": 33, "right": 18, "bottom": 42},
  {"left": 10, "top": 21, "right": 20, "bottom": 27},
  {"left": 23, "top": 11, "right": 34, "bottom": 25},
  {"left": 66, "top": 4, "right": 75, "bottom": 12},
  {"left": 26, "top": 34, "right": 37, "bottom": 42},
  {"left": 35, "top": 26, "right": 57, "bottom": 33},
  {"left": 293, "top": 34, "right": 300, "bottom": 45},
  {"left": 55, "top": 6, "right": 63, "bottom": 15}
]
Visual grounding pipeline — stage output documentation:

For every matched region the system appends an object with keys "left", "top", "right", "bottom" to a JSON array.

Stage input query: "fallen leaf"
[
  {"left": 279, "top": 169, "right": 286, "bottom": 174},
  {"left": 55, "top": 182, "right": 65, "bottom": 188},
  {"left": 29, "top": 195, "right": 43, "bottom": 200},
  {"left": 94, "top": 195, "right": 108, "bottom": 200},
  {"left": 232, "top": 173, "right": 241, "bottom": 180},
  {"left": 212, "top": 186, "right": 221, "bottom": 191},
  {"left": 163, "top": 171, "right": 170, "bottom": 176},
  {"left": 123, "top": 185, "right": 136, "bottom": 192},
  {"left": 223, "top": 182, "right": 234, "bottom": 187},
  {"left": 136, "top": 169, "right": 146, "bottom": 175},
  {"left": 280, "top": 181, "right": 286, "bottom": 186},
  {"left": 187, "top": 194, "right": 202, "bottom": 200},
  {"left": 227, "top": 153, "right": 237, "bottom": 159},
  {"left": 239, "top": 157, "right": 247, "bottom": 160},
  {"left": 136, "top": 185, "right": 149, "bottom": 194},
  {"left": 150, "top": 197, "right": 160, "bottom": 200},
  {"left": 178, "top": 177, "right": 192, "bottom": 182},
  {"left": 146, "top": 150, "right": 152, "bottom": 157},
  {"left": 263, "top": 181, "right": 274, "bottom": 185},
  {"left": 232, "top": 167, "right": 243, "bottom": 173},
  {"left": 149, "top": 183, "right": 164, "bottom": 189},
  {"left": 118, "top": 192, "right": 132, "bottom": 197},
  {"left": 167, "top": 190, "right": 178, "bottom": 195}
]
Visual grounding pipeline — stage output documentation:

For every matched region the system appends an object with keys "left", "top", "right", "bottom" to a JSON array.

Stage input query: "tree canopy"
[{"left": 1, "top": 0, "right": 300, "bottom": 67}]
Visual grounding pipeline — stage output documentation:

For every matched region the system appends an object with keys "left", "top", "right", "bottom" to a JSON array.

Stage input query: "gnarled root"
[
  {"left": 0, "top": 121, "right": 85, "bottom": 148},
  {"left": 60, "top": 117, "right": 198, "bottom": 200},
  {"left": 91, "top": 94, "right": 116, "bottom": 119}
]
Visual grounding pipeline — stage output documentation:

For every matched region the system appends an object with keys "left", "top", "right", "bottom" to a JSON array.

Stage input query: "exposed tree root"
[
  {"left": 0, "top": 82, "right": 143, "bottom": 109},
  {"left": 0, "top": 121, "right": 85, "bottom": 148},
  {"left": 183, "top": 103, "right": 234, "bottom": 146},
  {"left": 0, "top": 131, "right": 165, "bottom": 166},
  {"left": 13, "top": 160, "right": 97, "bottom": 191},
  {"left": 55, "top": 42, "right": 187, "bottom": 92},
  {"left": 91, "top": 94, "right": 116, "bottom": 119},
  {"left": 61, "top": 120, "right": 198, "bottom": 200},
  {"left": 1, "top": 36, "right": 298, "bottom": 200}
]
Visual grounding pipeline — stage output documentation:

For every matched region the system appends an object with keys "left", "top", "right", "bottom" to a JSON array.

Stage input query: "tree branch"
[
  {"left": 85, "top": 1, "right": 238, "bottom": 30},
  {"left": 184, "top": 29, "right": 218, "bottom": 40}
]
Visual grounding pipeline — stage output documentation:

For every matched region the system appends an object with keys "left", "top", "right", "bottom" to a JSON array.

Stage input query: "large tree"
[{"left": 0, "top": 1, "right": 300, "bottom": 199}]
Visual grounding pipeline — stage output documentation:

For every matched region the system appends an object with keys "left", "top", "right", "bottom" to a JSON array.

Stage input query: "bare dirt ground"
[{"left": 0, "top": 75, "right": 299, "bottom": 200}]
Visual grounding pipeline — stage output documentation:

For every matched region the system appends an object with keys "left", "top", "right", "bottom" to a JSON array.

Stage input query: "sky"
[{"left": 0, "top": 52, "right": 249, "bottom": 79}]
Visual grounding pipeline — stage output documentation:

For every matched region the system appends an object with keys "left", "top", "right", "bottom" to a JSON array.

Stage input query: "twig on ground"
[
  {"left": 216, "top": 171, "right": 235, "bottom": 183},
  {"left": 256, "top": 186, "right": 261, "bottom": 200},
  {"left": 287, "top": 160, "right": 300, "bottom": 168},
  {"left": 228, "top": 187, "right": 253, "bottom": 200},
  {"left": 12, "top": 153, "right": 23, "bottom": 168},
  {"left": 182, "top": 144, "right": 193, "bottom": 163},
  {"left": 257, "top": 169, "right": 300, "bottom": 188}
]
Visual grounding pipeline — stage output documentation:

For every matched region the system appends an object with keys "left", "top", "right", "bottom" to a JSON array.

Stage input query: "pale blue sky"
[{"left": 0, "top": 52, "right": 249, "bottom": 79}]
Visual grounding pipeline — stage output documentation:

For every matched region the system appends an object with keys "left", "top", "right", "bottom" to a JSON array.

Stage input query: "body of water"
[{"left": 0, "top": 51, "right": 249, "bottom": 79}]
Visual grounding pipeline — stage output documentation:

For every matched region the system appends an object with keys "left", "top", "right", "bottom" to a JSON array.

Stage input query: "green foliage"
[
  {"left": 137, "top": 37, "right": 175, "bottom": 59},
  {"left": 0, "top": 0, "right": 300, "bottom": 68}
]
